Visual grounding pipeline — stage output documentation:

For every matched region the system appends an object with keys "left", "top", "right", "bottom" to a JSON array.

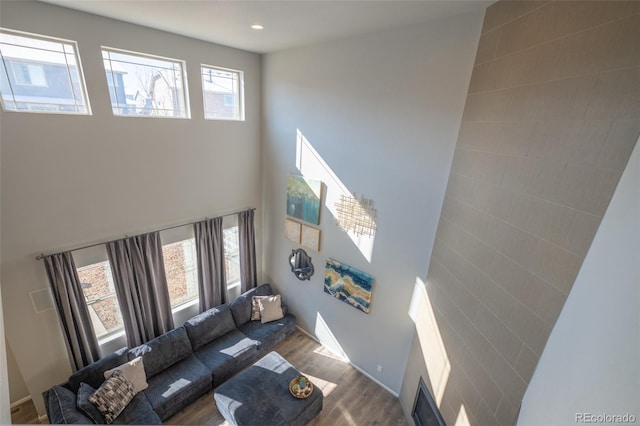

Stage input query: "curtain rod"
[{"left": 35, "top": 207, "right": 256, "bottom": 260}]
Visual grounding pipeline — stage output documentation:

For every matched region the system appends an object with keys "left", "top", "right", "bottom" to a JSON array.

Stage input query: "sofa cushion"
[
  {"left": 143, "top": 354, "right": 211, "bottom": 420},
  {"left": 77, "top": 382, "right": 106, "bottom": 424},
  {"left": 239, "top": 314, "right": 297, "bottom": 351},
  {"left": 229, "top": 284, "right": 273, "bottom": 327},
  {"left": 78, "top": 381, "right": 162, "bottom": 425},
  {"left": 88, "top": 370, "right": 136, "bottom": 424},
  {"left": 194, "top": 329, "right": 259, "bottom": 387},
  {"left": 68, "top": 347, "right": 129, "bottom": 393},
  {"left": 128, "top": 326, "right": 192, "bottom": 378},
  {"left": 47, "top": 384, "right": 94, "bottom": 424},
  {"left": 184, "top": 304, "right": 236, "bottom": 351},
  {"left": 111, "top": 391, "right": 161, "bottom": 425}
]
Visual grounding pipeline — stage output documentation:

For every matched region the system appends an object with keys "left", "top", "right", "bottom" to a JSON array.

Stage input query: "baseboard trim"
[
  {"left": 294, "top": 325, "right": 400, "bottom": 398},
  {"left": 10, "top": 395, "right": 32, "bottom": 409}
]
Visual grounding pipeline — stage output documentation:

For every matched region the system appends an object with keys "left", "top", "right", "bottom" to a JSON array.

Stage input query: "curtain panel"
[
  {"left": 194, "top": 216, "right": 227, "bottom": 312},
  {"left": 44, "top": 252, "right": 101, "bottom": 371},
  {"left": 238, "top": 209, "right": 257, "bottom": 293},
  {"left": 106, "top": 232, "right": 174, "bottom": 347}
]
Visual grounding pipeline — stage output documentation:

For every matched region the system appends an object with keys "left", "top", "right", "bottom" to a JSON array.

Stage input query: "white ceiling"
[{"left": 38, "top": 0, "right": 492, "bottom": 53}]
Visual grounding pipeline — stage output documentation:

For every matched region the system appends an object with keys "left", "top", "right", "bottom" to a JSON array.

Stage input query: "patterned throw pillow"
[
  {"left": 251, "top": 295, "right": 270, "bottom": 320},
  {"left": 88, "top": 370, "right": 135, "bottom": 424}
]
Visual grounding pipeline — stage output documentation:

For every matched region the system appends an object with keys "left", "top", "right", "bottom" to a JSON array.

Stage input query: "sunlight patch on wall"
[
  {"left": 408, "top": 277, "right": 451, "bottom": 406},
  {"left": 295, "top": 129, "right": 375, "bottom": 262},
  {"left": 314, "top": 312, "right": 350, "bottom": 363},
  {"left": 454, "top": 404, "right": 471, "bottom": 426}
]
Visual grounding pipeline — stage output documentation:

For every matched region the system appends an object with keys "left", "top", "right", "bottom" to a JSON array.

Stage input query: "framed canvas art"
[
  {"left": 285, "top": 219, "right": 302, "bottom": 243},
  {"left": 301, "top": 225, "right": 320, "bottom": 251},
  {"left": 286, "top": 174, "right": 322, "bottom": 225},
  {"left": 324, "top": 258, "right": 374, "bottom": 314}
]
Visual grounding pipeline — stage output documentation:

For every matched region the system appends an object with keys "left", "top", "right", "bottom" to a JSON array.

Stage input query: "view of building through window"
[
  {"left": 224, "top": 226, "right": 241, "bottom": 286},
  {"left": 0, "top": 29, "right": 90, "bottom": 113},
  {"left": 76, "top": 261, "right": 124, "bottom": 339},
  {"left": 162, "top": 239, "right": 199, "bottom": 308},
  {"left": 201, "top": 65, "right": 243, "bottom": 120},
  {"left": 102, "top": 47, "right": 188, "bottom": 117},
  {"left": 75, "top": 225, "right": 241, "bottom": 343}
]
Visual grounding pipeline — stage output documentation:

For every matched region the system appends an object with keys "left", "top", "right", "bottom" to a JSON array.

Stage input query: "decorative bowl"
[{"left": 289, "top": 375, "right": 313, "bottom": 399}]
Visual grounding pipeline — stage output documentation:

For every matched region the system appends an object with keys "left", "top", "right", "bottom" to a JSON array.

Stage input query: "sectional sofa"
[{"left": 43, "top": 284, "right": 296, "bottom": 424}]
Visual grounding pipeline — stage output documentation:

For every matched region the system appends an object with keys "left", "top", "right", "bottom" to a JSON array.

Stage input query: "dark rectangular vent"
[{"left": 412, "top": 377, "right": 446, "bottom": 426}]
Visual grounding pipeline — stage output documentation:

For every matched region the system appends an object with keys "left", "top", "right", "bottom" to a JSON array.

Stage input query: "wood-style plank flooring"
[
  {"left": 10, "top": 398, "right": 42, "bottom": 424},
  {"left": 167, "top": 329, "right": 408, "bottom": 425}
]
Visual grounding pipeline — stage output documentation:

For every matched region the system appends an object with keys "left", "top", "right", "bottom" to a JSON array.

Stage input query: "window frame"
[
  {"left": 0, "top": 27, "right": 91, "bottom": 115},
  {"left": 161, "top": 236, "right": 199, "bottom": 310},
  {"left": 101, "top": 46, "right": 190, "bottom": 119},
  {"left": 200, "top": 64, "right": 244, "bottom": 121},
  {"left": 73, "top": 247, "right": 126, "bottom": 348}
]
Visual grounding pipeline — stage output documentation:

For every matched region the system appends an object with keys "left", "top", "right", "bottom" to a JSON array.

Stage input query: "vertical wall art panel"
[
  {"left": 301, "top": 225, "right": 321, "bottom": 251},
  {"left": 286, "top": 174, "right": 322, "bottom": 225},
  {"left": 324, "top": 258, "right": 374, "bottom": 314},
  {"left": 284, "top": 218, "right": 302, "bottom": 243}
]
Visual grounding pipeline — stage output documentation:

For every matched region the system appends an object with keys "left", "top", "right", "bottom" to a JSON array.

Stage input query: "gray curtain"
[
  {"left": 44, "top": 252, "right": 101, "bottom": 371},
  {"left": 194, "top": 217, "right": 227, "bottom": 312},
  {"left": 106, "top": 232, "right": 174, "bottom": 347},
  {"left": 238, "top": 209, "right": 257, "bottom": 293}
]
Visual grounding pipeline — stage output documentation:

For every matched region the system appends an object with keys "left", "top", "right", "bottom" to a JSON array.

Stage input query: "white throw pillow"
[
  {"left": 259, "top": 295, "right": 284, "bottom": 324},
  {"left": 103, "top": 356, "right": 148, "bottom": 393}
]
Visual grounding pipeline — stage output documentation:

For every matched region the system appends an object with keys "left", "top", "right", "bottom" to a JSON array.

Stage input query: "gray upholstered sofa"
[{"left": 43, "top": 284, "right": 296, "bottom": 424}]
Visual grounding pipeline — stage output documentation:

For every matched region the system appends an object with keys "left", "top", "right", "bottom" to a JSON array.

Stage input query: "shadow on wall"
[
  {"left": 408, "top": 277, "right": 472, "bottom": 426},
  {"left": 295, "top": 129, "right": 375, "bottom": 262}
]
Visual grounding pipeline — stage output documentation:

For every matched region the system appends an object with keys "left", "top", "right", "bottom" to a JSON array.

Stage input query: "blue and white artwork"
[
  {"left": 324, "top": 258, "right": 374, "bottom": 314},
  {"left": 286, "top": 174, "right": 322, "bottom": 225}
]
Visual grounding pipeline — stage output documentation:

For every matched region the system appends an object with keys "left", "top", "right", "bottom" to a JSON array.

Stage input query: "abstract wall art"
[
  {"left": 286, "top": 174, "right": 322, "bottom": 225},
  {"left": 324, "top": 258, "right": 374, "bottom": 314}
]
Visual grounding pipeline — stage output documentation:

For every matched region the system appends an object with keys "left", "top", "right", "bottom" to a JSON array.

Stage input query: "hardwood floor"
[
  {"left": 167, "top": 329, "right": 408, "bottom": 425},
  {"left": 10, "top": 398, "right": 42, "bottom": 424}
]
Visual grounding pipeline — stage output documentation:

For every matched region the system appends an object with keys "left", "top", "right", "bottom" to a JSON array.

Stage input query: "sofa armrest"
[{"left": 45, "top": 385, "right": 95, "bottom": 424}]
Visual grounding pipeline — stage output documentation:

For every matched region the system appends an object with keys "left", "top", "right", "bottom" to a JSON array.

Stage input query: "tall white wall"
[
  {"left": 0, "top": 1, "right": 261, "bottom": 415},
  {"left": 518, "top": 139, "right": 640, "bottom": 425},
  {"left": 262, "top": 12, "right": 483, "bottom": 394},
  {"left": 0, "top": 285, "right": 10, "bottom": 424}
]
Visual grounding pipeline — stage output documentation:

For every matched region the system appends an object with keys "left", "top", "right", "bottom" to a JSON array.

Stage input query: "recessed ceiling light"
[{"left": 251, "top": 24, "right": 264, "bottom": 30}]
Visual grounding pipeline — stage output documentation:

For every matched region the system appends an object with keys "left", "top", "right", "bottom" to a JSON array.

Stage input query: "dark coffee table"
[{"left": 214, "top": 351, "right": 323, "bottom": 426}]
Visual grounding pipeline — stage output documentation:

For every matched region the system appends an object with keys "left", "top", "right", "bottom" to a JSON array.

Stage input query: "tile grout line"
[
  {"left": 448, "top": 166, "right": 605, "bottom": 221},
  {"left": 430, "top": 252, "right": 545, "bottom": 387},
  {"left": 440, "top": 202, "right": 577, "bottom": 299},
  {"left": 480, "top": 1, "right": 552, "bottom": 37},
  {"left": 466, "top": 64, "right": 640, "bottom": 96},
  {"left": 477, "top": 10, "right": 640, "bottom": 67},
  {"left": 428, "top": 257, "right": 528, "bottom": 409}
]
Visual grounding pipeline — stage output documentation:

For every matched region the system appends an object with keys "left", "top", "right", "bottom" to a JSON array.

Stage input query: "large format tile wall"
[{"left": 424, "top": 1, "right": 639, "bottom": 424}]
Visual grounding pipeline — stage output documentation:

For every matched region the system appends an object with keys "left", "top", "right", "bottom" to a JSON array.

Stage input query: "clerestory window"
[
  {"left": 102, "top": 47, "right": 189, "bottom": 118},
  {"left": 0, "top": 28, "right": 91, "bottom": 114}
]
